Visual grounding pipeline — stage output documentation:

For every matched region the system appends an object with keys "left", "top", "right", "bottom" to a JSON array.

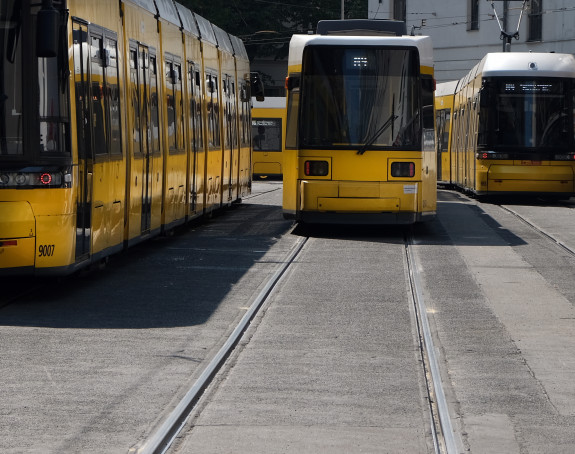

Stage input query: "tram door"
[
  {"left": 188, "top": 62, "right": 202, "bottom": 214},
  {"left": 73, "top": 22, "right": 92, "bottom": 260},
  {"left": 225, "top": 75, "right": 237, "bottom": 201},
  {"left": 130, "top": 43, "right": 153, "bottom": 234}
]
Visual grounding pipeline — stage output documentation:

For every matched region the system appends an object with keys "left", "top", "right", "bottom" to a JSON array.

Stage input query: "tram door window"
[
  {"left": 105, "top": 37, "right": 122, "bottom": 156},
  {"left": 436, "top": 108, "right": 451, "bottom": 177},
  {"left": 149, "top": 55, "right": 160, "bottom": 157},
  {"left": 239, "top": 81, "right": 251, "bottom": 148},
  {"left": 130, "top": 43, "right": 153, "bottom": 233},
  {"left": 206, "top": 73, "right": 220, "bottom": 148},
  {"left": 224, "top": 75, "right": 236, "bottom": 199},
  {"left": 188, "top": 62, "right": 203, "bottom": 212},
  {"left": 72, "top": 21, "right": 93, "bottom": 260},
  {"left": 285, "top": 75, "right": 300, "bottom": 149},
  {"left": 90, "top": 34, "right": 107, "bottom": 155}
]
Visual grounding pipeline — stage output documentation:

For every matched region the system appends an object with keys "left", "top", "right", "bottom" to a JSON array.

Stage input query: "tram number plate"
[
  {"left": 38, "top": 245, "right": 55, "bottom": 257},
  {"left": 521, "top": 160, "right": 541, "bottom": 165}
]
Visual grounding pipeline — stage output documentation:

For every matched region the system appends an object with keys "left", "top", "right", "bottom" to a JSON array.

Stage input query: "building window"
[
  {"left": 393, "top": 0, "right": 406, "bottom": 22},
  {"left": 528, "top": 0, "right": 542, "bottom": 42},
  {"left": 468, "top": 0, "right": 479, "bottom": 31}
]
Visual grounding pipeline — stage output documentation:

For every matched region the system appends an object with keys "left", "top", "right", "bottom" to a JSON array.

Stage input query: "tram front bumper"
[
  {"left": 297, "top": 180, "right": 426, "bottom": 224},
  {"left": 0, "top": 202, "right": 36, "bottom": 270},
  {"left": 487, "top": 164, "right": 574, "bottom": 194}
]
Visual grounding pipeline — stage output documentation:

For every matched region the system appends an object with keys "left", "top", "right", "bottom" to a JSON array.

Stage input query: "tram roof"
[
  {"left": 212, "top": 23, "right": 235, "bottom": 54},
  {"left": 288, "top": 34, "right": 433, "bottom": 69},
  {"left": 155, "top": 0, "right": 180, "bottom": 26},
  {"left": 435, "top": 80, "right": 459, "bottom": 97},
  {"left": 175, "top": 3, "right": 200, "bottom": 37},
  {"left": 229, "top": 34, "right": 249, "bottom": 60},
  {"left": 193, "top": 12, "right": 217, "bottom": 45},
  {"left": 478, "top": 52, "right": 575, "bottom": 78}
]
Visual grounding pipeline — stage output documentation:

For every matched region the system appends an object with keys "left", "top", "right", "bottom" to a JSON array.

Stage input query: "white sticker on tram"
[{"left": 404, "top": 184, "right": 418, "bottom": 194}]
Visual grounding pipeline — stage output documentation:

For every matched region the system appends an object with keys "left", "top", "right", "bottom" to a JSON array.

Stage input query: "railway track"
[
  {"left": 128, "top": 234, "right": 308, "bottom": 454},
  {"left": 127, "top": 225, "right": 460, "bottom": 454},
  {"left": 498, "top": 204, "right": 575, "bottom": 259},
  {"left": 405, "top": 231, "right": 459, "bottom": 454}
]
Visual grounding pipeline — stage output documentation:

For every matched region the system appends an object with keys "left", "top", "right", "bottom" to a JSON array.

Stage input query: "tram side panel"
[
  {"left": 234, "top": 49, "right": 253, "bottom": 198},
  {"left": 449, "top": 52, "right": 575, "bottom": 197},
  {"left": 67, "top": 1, "right": 127, "bottom": 269},
  {"left": 157, "top": 11, "right": 188, "bottom": 230},
  {"left": 181, "top": 33, "right": 206, "bottom": 219},
  {"left": 121, "top": 1, "right": 164, "bottom": 245},
  {"left": 212, "top": 26, "right": 238, "bottom": 205},
  {"left": 434, "top": 81, "right": 458, "bottom": 185},
  {"left": 201, "top": 43, "right": 223, "bottom": 212},
  {"left": 282, "top": 64, "right": 302, "bottom": 218}
]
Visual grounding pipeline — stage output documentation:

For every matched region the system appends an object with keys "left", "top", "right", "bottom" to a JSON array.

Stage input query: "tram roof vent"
[{"left": 316, "top": 19, "right": 406, "bottom": 37}]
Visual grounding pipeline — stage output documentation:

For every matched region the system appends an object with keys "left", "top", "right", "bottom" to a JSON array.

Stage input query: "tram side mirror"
[
  {"left": 479, "top": 83, "right": 491, "bottom": 109},
  {"left": 286, "top": 75, "right": 300, "bottom": 91},
  {"left": 250, "top": 72, "right": 265, "bottom": 102},
  {"left": 479, "top": 89, "right": 489, "bottom": 109},
  {"left": 36, "top": 0, "right": 60, "bottom": 58}
]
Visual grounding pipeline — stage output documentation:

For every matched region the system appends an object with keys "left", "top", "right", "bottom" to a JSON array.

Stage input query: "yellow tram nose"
[{"left": 0, "top": 202, "right": 36, "bottom": 270}]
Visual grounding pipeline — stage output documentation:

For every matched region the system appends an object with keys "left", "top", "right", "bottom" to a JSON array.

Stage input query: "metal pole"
[{"left": 341, "top": 0, "right": 344, "bottom": 19}]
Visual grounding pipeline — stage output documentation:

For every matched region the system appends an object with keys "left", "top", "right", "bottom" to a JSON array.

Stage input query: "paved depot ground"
[
  {"left": 1, "top": 185, "right": 574, "bottom": 453},
  {"left": 174, "top": 189, "right": 575, "bottom": 454}
]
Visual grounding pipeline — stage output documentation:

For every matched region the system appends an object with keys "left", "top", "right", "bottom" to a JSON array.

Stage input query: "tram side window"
[
  {"left": 1, "top": 3, "right": 23, "bottom": 156},
  {"left": 38, "top": 37, "right": 70, "bottom": 155},
  {"left": 252, "top": 118, "right": 282, "bottom": 151},
  {"left": 149, "top": 55, "right": 160, "bottom": 155},
  {"left": 106, "top": 37, "right": 121, "bottom": 155},
  {"left": 90, "top": 35, "right": 107, "bottom": 155},
  {"left": 164, "top": 58, "right": 183, "bottom": 152},
  {"left": 73, "top": 25, "right": 89, "bottom": 160},
  {"left": 165, "top": 60, "right": 176, "bottom": 150},
  {"left": 174, "top": 63, "right": 183, "bottom": 151},
  {"left": 188, "top": 66, "right": 203, "bottom": 151},
  {"left": 436, "top": 109, "right": 451, "bottom": 153},
  {"left": 207, "top": 74, "right": 221, "bottom": 148},
  {"left": 130, "top": 49, "right": 142, "bottom": 150},
  {"left": 285, "top": 76, "right": 300, "bottom": 149},
  {"left": 239, "top": 82, "right": 250, "bottom": 147}
]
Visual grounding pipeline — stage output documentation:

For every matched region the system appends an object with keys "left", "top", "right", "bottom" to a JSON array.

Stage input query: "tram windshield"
[
  {"left": 0, "top": 0, "right": 69, "bottom": 160},
  {"left": 479, "top": 78, "right": 575, "bottom": 152},
  {"left": 299, "top": 45, "right": 421, "bottom": 150}
]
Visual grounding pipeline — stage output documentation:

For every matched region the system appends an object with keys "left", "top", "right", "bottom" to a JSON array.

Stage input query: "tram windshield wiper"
[{"left": 357, "top": 113, "right": 398, "bottom": 155}]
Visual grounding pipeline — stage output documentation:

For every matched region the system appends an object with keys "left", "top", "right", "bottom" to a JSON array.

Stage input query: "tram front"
[
  {"left": 0, "top": 0, "right": 73, "bottom": 274},
  {"left": 282, "top": 31, "right": 436, "bottom": 224}
]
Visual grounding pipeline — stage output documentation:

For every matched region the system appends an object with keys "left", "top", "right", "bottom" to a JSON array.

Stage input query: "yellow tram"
[
  {"left": 434, "top": 80, "right": 458, "bottom": 186},
  {"left": 282, "top": 19, "right": 437, "bottom": 224},
  {"left": 251, "top": 97, "right": 286, "bottom": 179},
  {"left": 0, "top": 0, "right": 262, "bottom": 275},
  {"left": 438, "top": 52, "right": 575, "bottom": 197}
]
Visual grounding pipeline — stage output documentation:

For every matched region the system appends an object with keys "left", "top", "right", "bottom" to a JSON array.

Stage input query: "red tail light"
[
  {"left": 391, "top": 162, "right": 415, "bottom": 178},
  {"left": 304, "top": 160, "right": 329, "bottom": 176}
]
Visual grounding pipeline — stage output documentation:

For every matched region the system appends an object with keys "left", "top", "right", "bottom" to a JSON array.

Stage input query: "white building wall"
[{"left": 368, "top": 0, "right": 575, "bottom": 82}]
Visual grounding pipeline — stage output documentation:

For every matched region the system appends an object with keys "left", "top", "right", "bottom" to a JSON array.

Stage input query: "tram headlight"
[
  {"left": 477, "top": 151, "right": 510, "bottom": 160},
  {"left": 0, "top": 167, "right": 67, "bottom": 188},
  {"left": 554, "top": 153, "right": 575, "bottom": 160},
  {"left": 15, "top": 173, "right": 27, "bottom": 185}
]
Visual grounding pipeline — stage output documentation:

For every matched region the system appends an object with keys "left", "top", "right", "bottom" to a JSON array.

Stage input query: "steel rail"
[
  {"left": 405, "top": 232, "right": 459, "bottom": 454},
  {"left": 499, "top": 204, "right": 575, "bottom": 258},
  {"left": 129, "top": 235, "right": 308, "bottom": 454}
]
